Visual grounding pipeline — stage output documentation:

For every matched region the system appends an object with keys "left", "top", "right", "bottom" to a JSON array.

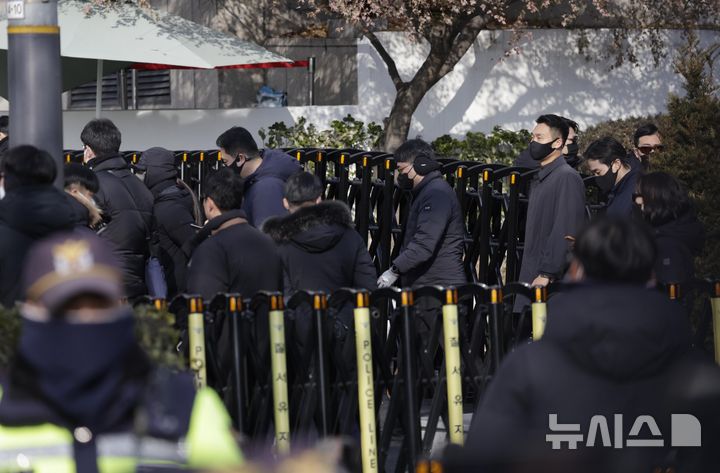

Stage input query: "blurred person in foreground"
[
  {"left": 448, "top": 217, "right": 720, "bottom": 473},
  {"left": 0, "top": 232, "right": 243, "bottom": 472},
  {"left": 0, "top": 146, "right": 80, "bottom": 307}
]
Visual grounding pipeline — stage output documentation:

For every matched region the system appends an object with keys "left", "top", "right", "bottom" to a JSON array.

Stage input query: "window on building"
[{"left": 69, "top": 69, "right": 171, "bottom": 109}]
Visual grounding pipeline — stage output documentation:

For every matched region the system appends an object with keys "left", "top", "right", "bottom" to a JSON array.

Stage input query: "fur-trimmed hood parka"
[{"left": 263, "top": 200, "right": 377, "bottom": 294}]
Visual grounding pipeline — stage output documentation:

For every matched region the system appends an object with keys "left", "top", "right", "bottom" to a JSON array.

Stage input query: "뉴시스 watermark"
[{"left": 546, "top": 414, "right": 701, "bottom": 449}]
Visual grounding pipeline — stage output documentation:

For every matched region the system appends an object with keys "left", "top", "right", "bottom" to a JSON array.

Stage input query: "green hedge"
[
  {"left": 431, "top": 126, "right": 531, "bottom": 165},
  {"left": 259, "top": 115, "right": 530, "bottom": 166},
  {"left": 0, "top": 305, "right": 184, "bottom": 371}
]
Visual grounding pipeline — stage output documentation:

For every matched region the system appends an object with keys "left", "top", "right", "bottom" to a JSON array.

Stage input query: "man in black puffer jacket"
[
  {"left": 0, "top": 146, "right": 82, "bottom": 307},
  {"left": 82, "top": 119, "right": 154, "bottom": 299},
  {"left": 263, "top": 171, "right": 377, "bottom": 295},
  {"left": 377, "top": 139, "right": 466, "bottom": 289},
  {"left": 263, "top": 171, "right": 376, "bottom": 371},
  {"left": 451, "top": 217, "right": 720, "bottom": 473},
  {"left": 136, "top": 147, "right": 199, "bottom": 297}
]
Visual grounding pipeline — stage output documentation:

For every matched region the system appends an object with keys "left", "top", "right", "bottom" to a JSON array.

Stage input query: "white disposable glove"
[{"left": 377, "top": 267, "right": 399, "bottom": 288}]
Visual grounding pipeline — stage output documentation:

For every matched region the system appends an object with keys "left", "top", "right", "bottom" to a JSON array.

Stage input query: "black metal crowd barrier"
[
  {"left": 133, "top": 279, "right": 720, "bottom": 473},
  {"left": 65, "top": 147, "right": 607, "bottom": 287}
]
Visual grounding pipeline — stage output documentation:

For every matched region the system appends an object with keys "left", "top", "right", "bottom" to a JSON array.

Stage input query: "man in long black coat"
[{"left": 515, "top": 115, "right": 585, "bottom": 310}]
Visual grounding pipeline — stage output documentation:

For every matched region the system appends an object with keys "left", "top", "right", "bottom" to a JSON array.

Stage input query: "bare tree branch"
[
  {"left": 366, "top": 31, "right": 405, "bottom": 91},
  {"left": 438, "top": 15, "right": 487, "bottom": 77}
]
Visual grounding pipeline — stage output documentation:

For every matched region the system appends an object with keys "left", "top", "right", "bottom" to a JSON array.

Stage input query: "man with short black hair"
[
  {"left": 216, "top": 126, "right": 301, "bottom": 227},
  {"left": 81, "top": 118, "right": 154, "bottom": 299},
  {"left": 632, "top": 122, "right": 663, "bottom": 169},
  {"left": 263, "top": 171, "right": 376, "bottom": 296},
  {"left": 517, "top": 114, "right": 585, "bottom": 295},
  {"left": 0, "top": 145, "right": 80, "bottom": 306},
  {"left": 186, "top": 168, "right": 282, "bottom": 300},
  {"left": 514, "top": 116, "right": 581, "bottom": 169}
]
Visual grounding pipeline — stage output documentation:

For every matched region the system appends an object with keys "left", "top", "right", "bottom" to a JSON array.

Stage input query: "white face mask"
[{"left": 0, "top": 184, "right": 5, "bottom": 200}]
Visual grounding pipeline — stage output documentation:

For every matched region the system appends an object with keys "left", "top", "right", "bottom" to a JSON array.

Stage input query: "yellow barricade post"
[
  {"left": 187, "top": 296, "right": 206, "bottom": 389},
  {"left": 712, "top": 281, "right": 720, "bottom": 365},
  {"left": 442, "top": 288, "right": 464, "bottom": 445},
  {"left": 269, "top": 294, "right": 291, "bottom": 454},
  {"left": 531, "top": 286, "right": 548, "bottom": 341},
  {"left": 354, "top": 291, "right": 379, "bottom": 473}
]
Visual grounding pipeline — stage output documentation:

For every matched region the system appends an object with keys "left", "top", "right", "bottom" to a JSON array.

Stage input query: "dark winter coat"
[
  {"left": 263, "top": 201, "right": 377, "bottom": 294},
  {"left": 0, "top": 186, "right": 80, "bottom": 307},
  {"left": 394, "top": 171, "right": 466, "bottom": 287},
  {"left": 605, "top": 166, "right": 641, "bottom": 218},
  {"left": 463, "top": 283, "right": 720, "bottom": 473},
  {"left": 518, "top": 157, "right": 585, "bottom": 283},
  {"left": 138, "top": 148, "right": 198, "bottom": 297},
  {"left": 243, "top": 149, "right": 302, "bottom": 228},
  {"left": 88, "top": 154, "right": 154, "bottom": 299},
  {"left": 652, "top": 211, "right": 705, "bottom": 285},
  {"left": 186, "top": 210, "right": 282, "bottom": 300}
]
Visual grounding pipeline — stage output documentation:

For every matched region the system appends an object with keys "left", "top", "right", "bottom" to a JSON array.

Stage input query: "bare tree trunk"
[{"left": 383, "top": 81, "right": 432, "bottom": 151}]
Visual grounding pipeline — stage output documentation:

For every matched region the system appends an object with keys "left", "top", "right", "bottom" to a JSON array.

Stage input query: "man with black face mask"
[
  {"left": 584, "top": 137, "right": 640, "bottom": 218},
  {"left": 216, "top": 126, "right": 301, "bottom": 228},
  {"left": 514, "top": 117, "right": 581, "bottom": 169},
  {"left": 378, "top": 139, "right": 466, "bottom": 347},
  {"left": 515, "top": 114, "right": 586, "bottom": 310},
  {"left": 0, "top": 232, "right": 243, "bottom": 473},
  {"left": 378, "top": 139, "right": 466, "bottom": 289}
]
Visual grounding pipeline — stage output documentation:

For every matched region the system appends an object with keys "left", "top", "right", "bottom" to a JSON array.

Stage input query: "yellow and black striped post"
[
  {"left": 8, "top": 0, "right": 63, "bottom": 187},
  {"left": 354, "top": 291, "right": 378, "bottom": 473},
  {"left": 269, "top": 294, "right": 290, "bottom": 454},
  {"left": 711, "top": 281, "right": 720, "bottom": 365},
  {"left": 531, "top": 286, "right": 548, "bottom": 341},
  {"left": 187, "top": 296, "right": 206, "bottom": 389},
  {"left": 442, "top": 288, "right": 464, "bottom": 445}
]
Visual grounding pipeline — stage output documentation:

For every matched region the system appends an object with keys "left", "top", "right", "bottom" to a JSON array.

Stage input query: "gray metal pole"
[
  {"left": 8, "top": 0, "right": 63, "bottom": 188},
  {"left": 95, "top": 59, "right": 103, "bottom": 118},
  {"left": 307, "top": 56, "right": 315, "bottom": 106}
]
